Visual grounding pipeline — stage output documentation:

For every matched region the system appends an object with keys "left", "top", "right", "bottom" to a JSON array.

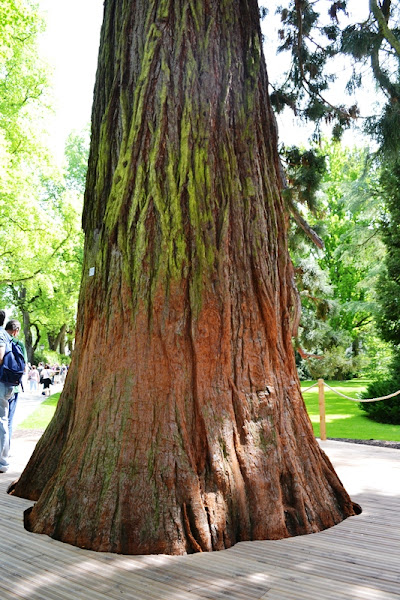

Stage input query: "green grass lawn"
[
  {"left": 301, "top": 378, "right": 400, "bottom": 441},
  {"left": 18, "top": 381, "right": 400, "bottom": 442},
  {"left": 18, "top": 392, "right": 60, "bottom": 429}
]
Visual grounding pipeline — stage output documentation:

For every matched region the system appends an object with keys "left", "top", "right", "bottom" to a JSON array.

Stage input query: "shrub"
[
  {"left": 32, "top": 349, "right": 71, "bottom": 366},
  {"left": 360, "top": 353, "right": 400, "bottom": 424},
  {"left": 306, "top": 347, "right": 363, "bottom": 381},
  {"left": 295, "top": 353, "right": 312, "bottom": 380}
]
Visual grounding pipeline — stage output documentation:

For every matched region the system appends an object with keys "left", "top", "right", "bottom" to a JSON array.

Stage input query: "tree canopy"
[
  {"left": 265, "top": 0, "right": 400, "bottom": 144},
  {"left": 261, "top": 0, "right": 400, "bottom": 419},
  {"left": 0, "top": 0, "right": 86, "bottom": 361}
]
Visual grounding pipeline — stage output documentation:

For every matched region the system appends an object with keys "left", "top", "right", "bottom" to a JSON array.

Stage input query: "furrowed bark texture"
[{"left": 10, "top": 0, "right": 358, "bottom": 555}]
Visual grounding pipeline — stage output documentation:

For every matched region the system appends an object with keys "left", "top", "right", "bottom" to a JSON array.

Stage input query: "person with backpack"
[
  {"left": 0, "top": 310, "right": 26, "bottom": 445},
  {"left": 7, "top": 335, "right": 27, "bottom": 445},
  {"left": 0, "top": 319, "right": 25, "bottom": 473}
]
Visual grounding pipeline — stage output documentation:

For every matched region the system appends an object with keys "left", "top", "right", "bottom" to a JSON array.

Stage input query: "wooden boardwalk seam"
[{"left": 0, "top": 435, "right": 399, "bottom": 599}]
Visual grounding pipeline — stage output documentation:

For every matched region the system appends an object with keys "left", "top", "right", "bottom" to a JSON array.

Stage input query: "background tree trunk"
[
  {"left": 9, "top": 0, "right": 358, "bottom": 555},
  {"left": 11, "top": 286, "right": 34, "bottom": 362},
  {"left": 47, "top": 333, "right": 57, "bottom": 351},
  {"left": 59, "top": 324, "right": 67, "bottom": 355},
  {"left": 22, "top": 309, "right": 33, "bottom": 363},
  {"left": 31, "top": 323, "right": 41, "bottom": 358},
  {"left": 48, "top": 324, "right": 67, "bottom": 354}
]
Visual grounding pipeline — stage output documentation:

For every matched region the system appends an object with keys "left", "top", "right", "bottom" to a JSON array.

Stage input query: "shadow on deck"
[{"left": 0, "top": 436, "right": 399, "bottom": 600}]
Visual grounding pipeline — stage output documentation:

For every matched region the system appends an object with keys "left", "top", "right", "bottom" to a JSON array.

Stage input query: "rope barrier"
[
  {"left": 301, "top": 378, "right": 400, "bottom": 441},
  {"left": 323, "top": 382, "right": 400, "bottom": 403},
  {"left": 301, "top": 382, "right": 319, "bottom": 393},
  {"left": 301, "top": 380, "right": 400, "bottom": 403}
]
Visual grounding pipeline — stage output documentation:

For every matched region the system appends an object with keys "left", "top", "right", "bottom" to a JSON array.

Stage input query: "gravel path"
[{"left": 327, "top": 437, "right": 400, "bottom": 449}]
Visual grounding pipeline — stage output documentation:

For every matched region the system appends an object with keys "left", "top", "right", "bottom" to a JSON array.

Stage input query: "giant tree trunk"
[{"left": 9, "top": 0, "right": 358, "bottom": 555}]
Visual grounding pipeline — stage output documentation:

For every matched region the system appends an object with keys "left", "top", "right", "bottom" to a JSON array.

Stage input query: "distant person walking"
[
  {"left": 60, "top": 364, "right": 67, "bottom": 384},
  {"left": 40, "top": 364, "right": 53, "bottom": 396},
  {"left": 28, "top": 365, "right": 40, "bottom": 392}
]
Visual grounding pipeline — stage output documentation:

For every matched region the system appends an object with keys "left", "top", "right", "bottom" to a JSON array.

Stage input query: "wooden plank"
[
  {"left": 0, "top": 437, "right": 398, "bottom": 600},
  {"left": 1, "top": 523, "right": 263, "bottom": 600},
  {"left": 191, "top": 551, "right": 400, "bottom": 597}
]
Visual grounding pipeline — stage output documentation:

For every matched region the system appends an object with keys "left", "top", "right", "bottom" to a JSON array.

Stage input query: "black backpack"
[{"left": 0, "top": 340, "right": 25, "bottom": 386}]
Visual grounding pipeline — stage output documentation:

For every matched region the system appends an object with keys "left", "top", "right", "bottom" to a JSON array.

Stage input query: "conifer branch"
[
  {"left": 297, "top": 346, "right": 324, "bottom": 360},
  {"left": 370, "top": 0, "right": 400, "bottom": 58},
  {"left": 290, "top": 205, "right": 325, "bottom": 249}
]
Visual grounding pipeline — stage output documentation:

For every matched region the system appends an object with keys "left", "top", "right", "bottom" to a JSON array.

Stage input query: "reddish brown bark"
[{"left": 9, "top": 0, "right": 359, "bottom": 555}]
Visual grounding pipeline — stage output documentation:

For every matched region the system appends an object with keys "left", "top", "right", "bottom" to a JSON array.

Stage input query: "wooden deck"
[{"left": 1, "top": 434, "right": 399, "bottom": 600}]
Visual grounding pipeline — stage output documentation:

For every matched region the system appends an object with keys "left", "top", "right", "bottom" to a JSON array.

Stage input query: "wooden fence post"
[{"left": 318, "top": 378, "right": 327, "bottom": 441}]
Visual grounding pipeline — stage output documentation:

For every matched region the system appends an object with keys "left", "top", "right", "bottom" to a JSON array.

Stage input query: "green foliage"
[
  {"left": 269, "top": 0, "right": 357, "bottom": 136},
  {"left": 33, "top": 349, "right": 70, "bottom": 366},
  {"left": 259, "top": 6, "right": 268, "bottom": 20},
  {"left": 266, "top": 0, "right": 400, "bottom": 149},
  {"left": 0, "top": 1, "right": 54, "bottom": 276},
  {"left": 1, "top": 180, "right": 84, "bottom": 359},
  {"left": 365, "top": 160, "right": 400, "bottom": 424},
  {"left": 283, "top": 146, "right": 326, "bottom": 212},
  {"left": 64, "top": 127, "right": 90, "bottom": 195},
  {"left": 269, "top": 89, "right": 297, "bottom": 114},
  {"left": 341, "top": 24, "right": 376, "bottom": 60},
  {"left": 292, "top": 248, "right": 341, "bottom": 354},
  {"left": 318, "top": 143, "right": 384, "bottom": 340},
  {"left": 0, "top": 0, "right": 85, "bottom": 360},
  {"left": 375, "top": 161, "right": 400, "bottom": 344},
  {"left": 360, "top": 353, "right": 400, "bottom": 424},
  {"left": 289, "top": 140, "right": 389, "bottom": 379},
  {"left": 0, "top": 0, "right": 50, "bottom": 153},
  {"left": 360, "top": 386, "right": 400, "bottom": 424},
  {"left": 307, "top": 347, "right": 364, "bottom": 381},
  {"left": 265, "top": 2, "right": 399, "bottom": 386},
  {"left": 366, "top": 102, "right": 400, "bottom": 158},
  {"left": 341, "top": 4, "right": 400, "bottom": 155},
  {"left": 285, "top": 144, "right": 338, "bottom": 369},
  {"left": 0, "top": 0, "right": 62, "bottom": 295}
]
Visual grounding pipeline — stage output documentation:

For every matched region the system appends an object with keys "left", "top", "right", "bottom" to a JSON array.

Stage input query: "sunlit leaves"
[{"left": 0, "top": 0, "right": 85, "bottom": 356}]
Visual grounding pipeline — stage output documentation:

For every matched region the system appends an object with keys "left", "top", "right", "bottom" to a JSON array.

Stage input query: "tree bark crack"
[{"left": 182, "top": 502, "right": 203, "bottom": 553}]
